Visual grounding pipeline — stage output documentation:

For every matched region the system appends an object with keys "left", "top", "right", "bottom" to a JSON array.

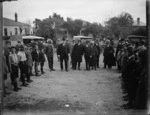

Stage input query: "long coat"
[
  {"left": 72, "top": 43, "right": 84, "bottom": 62},
  {"left": 103, "top": 45, "right": 116, "bottom": 66},
  {"left": 89, "top": 45, "right": 98, "bottom": 66},
  {"left": 57, "top": 43, "right": 70, "bottom": 60}
]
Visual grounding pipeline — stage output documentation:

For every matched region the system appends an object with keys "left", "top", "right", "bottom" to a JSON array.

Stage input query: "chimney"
[
  {"left": 137, "top": 18, "right": 140, "bottom": 26},
  {"left": 15, "top": 12, "right": 18, "bottom": 22}
]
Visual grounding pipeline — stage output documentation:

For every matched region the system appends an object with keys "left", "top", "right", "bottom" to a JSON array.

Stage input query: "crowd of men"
[
  {"left": 115, "top": 38, "right": 148, "bottom": 109},
  {"left": 3, "top": 37, "right": 116, "bottom": 95},
  {"left": 2, "top": 36, "right": 148, "bottom": 110}
]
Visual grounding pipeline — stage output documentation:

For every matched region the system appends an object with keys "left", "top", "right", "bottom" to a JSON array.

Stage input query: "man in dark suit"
[
  {"left": 57, "top": 38, "right": 70, "bottom": 71},
  {"left": 103, "top": 40, "right": 115, "bottom": 69},
  {"left": 72, "top": 39, "right": 84, "bottom": 70},
  {"left": 83, "top": 40, "right": 91, "bottom": 70},
  {"left": 95, "top": 41, "right": 101, "bottom": 68},
  {"left": 32, "top": 45, "right": 40, "bottom": 76}
]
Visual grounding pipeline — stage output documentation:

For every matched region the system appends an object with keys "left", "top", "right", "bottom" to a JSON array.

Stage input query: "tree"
[{"left": 104, "top": 12, "right": 134, "bottom": 39}]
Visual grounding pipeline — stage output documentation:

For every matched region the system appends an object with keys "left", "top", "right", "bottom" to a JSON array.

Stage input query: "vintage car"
[{"left": 127, "top": 35, "right": 147, "bottom": 42}]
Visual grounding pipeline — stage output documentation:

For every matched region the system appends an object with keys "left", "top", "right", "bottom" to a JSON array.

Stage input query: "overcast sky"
[{"left": 3, "top": 0, "right": 146, "bottom": 25}]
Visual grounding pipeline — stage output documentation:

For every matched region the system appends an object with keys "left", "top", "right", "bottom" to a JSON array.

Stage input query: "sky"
[{"left": 3, "top": 0, "right": 146, "bottom": 26}]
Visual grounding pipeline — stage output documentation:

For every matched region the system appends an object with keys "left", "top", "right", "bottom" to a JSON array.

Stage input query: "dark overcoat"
[
  {"left": 72, "top": 43, "right": 84, "bottom": 62},
  {"left": 103, "top": 45, "right": 116, "bottom": 66}
]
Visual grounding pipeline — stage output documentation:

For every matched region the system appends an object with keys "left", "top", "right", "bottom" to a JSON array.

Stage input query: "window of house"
[
  {"left": 10, "top": 31, "right": 12, "bottom": 36},
  {"left": 15, "top": 28, "right": 18, "bottom": 35},
  {"left": 20, "top": 28, "right": 22, "bottom": 34},
  {"left": 4, "top": 28, "right": 7, "bottom": 36}
]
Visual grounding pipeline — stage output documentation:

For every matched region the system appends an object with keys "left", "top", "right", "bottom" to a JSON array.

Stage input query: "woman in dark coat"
[
  {"left": 72, "top": 39, "right": 84, "bottom": 70},
  {"left": 103, "top": 40, "right": 116, "bottom": 69}
]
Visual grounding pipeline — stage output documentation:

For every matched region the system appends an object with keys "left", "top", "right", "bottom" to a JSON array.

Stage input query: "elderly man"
[{"left": 45, "top": 39, "right": 55, "bottom": 71}]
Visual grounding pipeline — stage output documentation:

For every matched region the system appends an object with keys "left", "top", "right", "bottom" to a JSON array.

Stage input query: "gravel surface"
[{"left": 3, "top": 54, "right": 145, "bottom": 115}]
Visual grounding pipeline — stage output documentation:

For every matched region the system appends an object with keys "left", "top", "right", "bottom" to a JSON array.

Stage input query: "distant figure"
[
  {"left": 31, "top": 45, "right": 41, "bottom": 76},
  {"left": 57, "top": 38, "right": 70, "bottom": 71},
  {"left": 89, "top": 41, "right": 98, "bottom": 70},
  {"left": 45, "top": 39, "right": 55, "bottom": 71},
  {"left": 72, "top": 39, "right": 84, "bottom": 70},
  {"left": 9, "top": 47, "right": 21, "bottom": 92},
  {"left": 70, "top": 39, "right": 75, "bottom": 69},
  {"left": 39, "top": 48, "right": 46, "bottom": 74},
  {"left": 83, "top": 40, "right": 91, "bottom": 70},
  {"left": 103, "top": 40, "right": 116, "bottom": 69}
]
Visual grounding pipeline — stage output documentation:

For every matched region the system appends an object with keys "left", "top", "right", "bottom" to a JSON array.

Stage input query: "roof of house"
[
  {"left": 133, "top": 20, "right": 146, "bottom": 26},
  {"left": 3, "top": 17, "right": 30, "bottom": 27}
]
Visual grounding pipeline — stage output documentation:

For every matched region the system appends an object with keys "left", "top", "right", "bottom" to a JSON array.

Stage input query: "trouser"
[
  {"left": 26, "top": 65, "right": 32, "bottom": 81},
  {"left": 74, "top": 61, "right": 81, "bottom": 70},
  {"left": 40, "top": 62, "right": 44, "bottom": 72},
  {"left": 11, "top": 64, "right": 18, "bottom": 86},
  {"left": 60, "top": 57, "right": 68, "bottom": 71},
  {"left": 96, "top": 54, "right": 100, "bottom": 68},
  {"left": 19, "top": 61, "right": 27, "bottom": 84},
  {"left": 84, "top": 56, "right": 90, "bottom": 70},
  {"left": 34, "top": 61, "right": 39, "bottom": 74},
  {"left": 47, "top": 57, "right": 53, "bottom": 70}
]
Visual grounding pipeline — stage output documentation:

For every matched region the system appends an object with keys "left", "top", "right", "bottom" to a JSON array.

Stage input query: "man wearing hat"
[
  {"left": 72, "top": 38, "right": 84, "bottom": 70},
  {"left": 57, "top": 38, "right": 70, "bottom": 71},
  {"left": 83, "top": 40, "right": 91, "bottom": 70},
  {"left": 103, "top": 40, "right": 115, "bottom": 69},
  {"left": 45, "top": 39, "right": 55, "bottom": 71}
]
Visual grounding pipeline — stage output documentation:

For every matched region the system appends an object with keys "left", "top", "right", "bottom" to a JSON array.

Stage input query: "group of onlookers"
[
  {"left": 2, "top": 37, "right": 116, "bottom": 97},
  {"left": 3, "top": 40, "right": 46, "bottom": 96}
]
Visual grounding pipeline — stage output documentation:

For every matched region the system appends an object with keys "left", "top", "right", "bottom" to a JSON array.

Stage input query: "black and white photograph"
[{"left": 0, "top": 0, "right": 149, "bottom": 115}]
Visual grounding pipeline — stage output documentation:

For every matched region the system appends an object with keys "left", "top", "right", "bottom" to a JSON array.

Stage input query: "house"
[
  {"left": 133, "top": 18, "right": 146, "bottom": 27},
  {"left": 3, "top": 13, "right": 33, "bottom": 46}
]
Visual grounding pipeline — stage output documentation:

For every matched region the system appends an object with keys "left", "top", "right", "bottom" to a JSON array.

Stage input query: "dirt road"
[{"left": 3, "top": 54, "right": 138, "bottom": 115}]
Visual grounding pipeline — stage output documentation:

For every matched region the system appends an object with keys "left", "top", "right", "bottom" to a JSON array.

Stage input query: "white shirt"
[{"left": 17, "top": 51, "right": 27, "bottom": 62}]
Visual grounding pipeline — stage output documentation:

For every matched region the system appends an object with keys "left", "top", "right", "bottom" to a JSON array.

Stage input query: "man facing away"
[{"left": 57, "top": 38, "right": 70, "bottom": 71}]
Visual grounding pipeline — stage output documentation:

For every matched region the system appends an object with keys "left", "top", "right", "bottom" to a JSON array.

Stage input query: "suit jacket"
[
  {"left": 83, "top": 44, "right": 91, "bottom": 57},
  {"left": 57, "top": 43, "right": 70, "bottom": 59},
  {"left": 32, "top": 50, "right": 39, "bottom": 62}
]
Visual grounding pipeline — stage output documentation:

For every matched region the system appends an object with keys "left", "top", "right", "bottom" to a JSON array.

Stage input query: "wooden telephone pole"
[
  {"left": 146, "top": 0, "right": 150, "bottom": 114},
  {"left": 0, "top": 1, "right": 17, "bottom": 114}
]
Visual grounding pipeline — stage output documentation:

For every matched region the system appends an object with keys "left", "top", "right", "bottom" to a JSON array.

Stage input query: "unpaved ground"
[{"left": 3, "top": 54, "right": 144, "bottom": 115}]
